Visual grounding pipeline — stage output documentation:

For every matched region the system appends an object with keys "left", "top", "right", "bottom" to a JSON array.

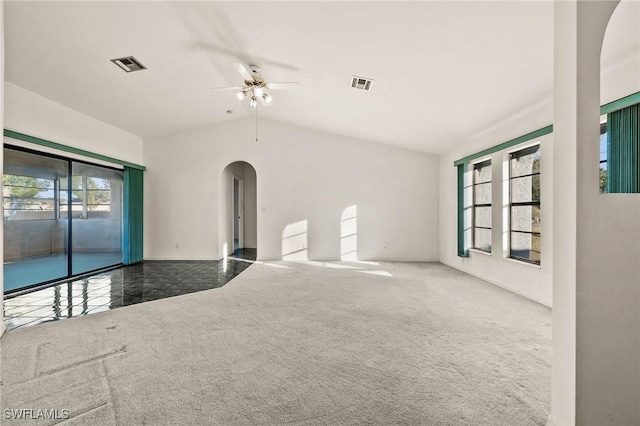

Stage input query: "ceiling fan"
[{"left": 213, "top": 62, "right": 299, "bottom": 107}]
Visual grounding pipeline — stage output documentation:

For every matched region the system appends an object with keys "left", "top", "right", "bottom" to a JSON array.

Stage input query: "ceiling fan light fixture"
[
  {"left": 263, "top": 93, "right": 272, "bottom": 104},
  {"left": 236, "top": 91, "right": 246, "bottom": 101},
  {"left": 249, "top": 96, "right": 257, "bottom": 108},
  {"left": 254, "top": 87, "right": 264, "bottom": 97}
]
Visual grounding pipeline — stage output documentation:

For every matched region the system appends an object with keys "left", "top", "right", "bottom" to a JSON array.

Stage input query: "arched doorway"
[{"left": 219, "top": 161, "right": 257, "bottom": 260}]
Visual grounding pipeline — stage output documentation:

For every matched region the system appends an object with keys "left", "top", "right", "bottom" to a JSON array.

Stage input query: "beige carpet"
[{"left": 0, "top": 261, "right": 551, "bottom": 425}]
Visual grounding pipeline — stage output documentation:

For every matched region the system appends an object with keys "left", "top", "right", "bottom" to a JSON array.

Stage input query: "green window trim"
[
  {"left": 453, "top": 126, "right": 553, "bottom": 167},
  {"left": 457, "top": 163, "right": 469, "bottom": 258},
  {"left": 4, "top": 129, "right": 146, "bottom": 171},
  {"left": 601, "top": 91, "right": 640, "bottom": 116},
  {"left": 453, "top": 91, "right": 640, "bottom": 167},
  {"left": 453, "top": 90, "right": 640, "bottom": 258}
]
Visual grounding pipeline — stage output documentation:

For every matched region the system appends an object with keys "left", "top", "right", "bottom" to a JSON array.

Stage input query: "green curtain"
[
  {"left": 123, "top": 167, "right": 144, "bottom": 265},
  {"left": 607, "top": 104, "right": 640, "bottom": 193}
]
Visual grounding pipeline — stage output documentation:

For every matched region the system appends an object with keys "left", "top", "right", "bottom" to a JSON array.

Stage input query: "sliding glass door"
[
  {"left": 3, "top": 149, "right": 69, "bottom": 291},
  {"left": 3, "top": 147, "right": 123, "bottom": 293},
  {"left": 71, "top": 162, "right": 123, "bottom": 275}
]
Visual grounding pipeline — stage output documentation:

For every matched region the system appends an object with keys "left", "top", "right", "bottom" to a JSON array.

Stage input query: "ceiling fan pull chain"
[{"left": 256, "top": 104, "right": 259, "bottom": 142}]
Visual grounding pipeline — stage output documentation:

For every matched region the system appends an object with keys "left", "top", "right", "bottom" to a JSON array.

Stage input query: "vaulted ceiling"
[{"left": 4, "top": 1, "right": 639, "bottom": 154}]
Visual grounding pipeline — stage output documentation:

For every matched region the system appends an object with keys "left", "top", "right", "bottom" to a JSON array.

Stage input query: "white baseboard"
[{"left": 439, "top": 259, "right": 551, "bottom": 308}]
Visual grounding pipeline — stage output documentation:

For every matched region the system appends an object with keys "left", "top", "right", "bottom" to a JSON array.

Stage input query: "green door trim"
[{"left": 4, "top": 129, "right": 146, "bottom": 171}]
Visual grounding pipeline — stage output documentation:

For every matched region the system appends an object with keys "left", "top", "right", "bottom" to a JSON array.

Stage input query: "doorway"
[{"left": 220, "top": 161, "right": 257, "bottom": 260}]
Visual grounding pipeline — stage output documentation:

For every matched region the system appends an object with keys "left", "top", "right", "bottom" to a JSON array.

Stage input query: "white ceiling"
[{"left": 4, "top": 1, "right": 639, "bottom": 154}]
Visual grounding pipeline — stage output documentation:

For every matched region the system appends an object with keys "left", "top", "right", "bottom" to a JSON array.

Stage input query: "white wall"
[
  {"left": 600, "top": 0, "right": 640, "bottom": 106},
  {"left": 143, "top": 118, "right": 439, "bottom": 262},
  {"left": 242, "top": 163, "right": 257, "bottom": 248},
  {"left": 553, "top": 2, "right": 640, "bottom": 424},
  {"left": 4, "top": 82, "right": 143, "bottom": 165}
]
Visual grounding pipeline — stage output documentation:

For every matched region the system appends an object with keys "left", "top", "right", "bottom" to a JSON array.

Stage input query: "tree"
[
  {"left": 600, "top": 168, "right": 607, "bottom": 193},
  {"left": 2, "top": 174, "right": 46, "bottom": 198}
]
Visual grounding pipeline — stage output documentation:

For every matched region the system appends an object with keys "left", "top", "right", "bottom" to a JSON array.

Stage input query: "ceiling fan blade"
[
  {"left": 232, "top": 62, "right": 254, "bottom": 82},
  {"left": 265, "top": 82, "right": 300, "bottom": 90},
  {"left": 211, "top": 86, "right": 244, "bottom": 91}
]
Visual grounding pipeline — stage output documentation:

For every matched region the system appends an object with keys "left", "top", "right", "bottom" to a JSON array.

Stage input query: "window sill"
[
  {"left": 504, "top": 256, "right": 541, "bottom": 269},
  {"left": 469, "top": 248, "right": 492, "bottom": 256}
]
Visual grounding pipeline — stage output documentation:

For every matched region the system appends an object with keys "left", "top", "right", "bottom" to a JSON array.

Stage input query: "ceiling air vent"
[
  {"left": 111, "top": 56, "right": 147, "bottom": 73},
  {"left": 351, "top": 76, "right": 373, "bottom": 91}
]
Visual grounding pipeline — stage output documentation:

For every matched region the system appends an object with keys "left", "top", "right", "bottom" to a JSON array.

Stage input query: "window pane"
[
  {"left": 511, "top": 232, "right": 541, "bottom": 263},
  {"left": 474, "top": 182, "right": 491, "bottom": 204},
  {"left": 600, "top": 131, "right": 607, "bottom": 162},
  {"left": 463, "top": 207, "right": 472, "bottom": 231},
  {"left": 597, "top": 125, "right": 606, "bottom": 187},
  {"left": 463, "top": 185, "right": 473, "bottom": 209},
  {"left": 532, "top": 206, "right": 540, "bottom": 233},
  {"left": 474, "top": 206, "right": 491, "bottom": 228},
  {"left": 473, "top": 161, "right": 492, "bottom": 183},
  {"left": 510, "top": 146, "right": 540, "bottom": 177},
  {"left": 511, "top": 175, "right": 540, "bottom": 203},
  {"left": 474, "top": 228, "right": 491, "bottom": 252},
  {"left": 511, "top": 205, "right": 541, "bottom": 233}
]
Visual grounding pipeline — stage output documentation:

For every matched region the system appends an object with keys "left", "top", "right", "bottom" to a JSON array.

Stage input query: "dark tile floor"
[{"left": 2, "top": 249, "right": 257, "bottom": 330}]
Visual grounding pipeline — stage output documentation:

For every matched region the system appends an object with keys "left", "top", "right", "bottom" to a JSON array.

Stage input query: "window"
[
  {"left": 59, "top": 176, "right": 113, "bottom": 219},
  {"left": 75, "top": 176, "right": 112, "bottom": 219},
  {"left": 509, "top": 145, "right": 541, "bottom": 264},
  {"left": 2, "top": 174, "right": 56, "bottom": 220},
  {"left": 600, "top": 120, "right": 608, "bottom": 193},
  {"left": 472, "top": 159, "right": 492, "bottom": 252}
]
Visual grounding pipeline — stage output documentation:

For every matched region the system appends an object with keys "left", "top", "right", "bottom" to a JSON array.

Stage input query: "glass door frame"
[{"left": 3, "top": 144, "right": 124, "bottom": 296}]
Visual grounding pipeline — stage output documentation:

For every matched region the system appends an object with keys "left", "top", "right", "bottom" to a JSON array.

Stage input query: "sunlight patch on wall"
[
  {"left": 282, "top": 220, "right": 308, "bottom": 261},
  {"left": 341, "top": 205, "right": 358, "bottom": 261}
]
